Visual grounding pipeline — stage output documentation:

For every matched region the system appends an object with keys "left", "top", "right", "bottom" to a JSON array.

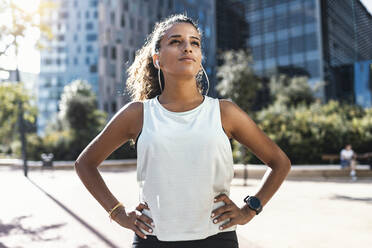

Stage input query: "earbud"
[{"left": 156, "top": 60, "right": 159, "bottom": 68}]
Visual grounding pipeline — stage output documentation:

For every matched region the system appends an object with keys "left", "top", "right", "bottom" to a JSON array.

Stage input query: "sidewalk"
[
  {"left": 1, "top": 158, "right": 372, "bottom": 179},
  {"left": 1, "top": 166, "right": 371, "bottom": 248}
]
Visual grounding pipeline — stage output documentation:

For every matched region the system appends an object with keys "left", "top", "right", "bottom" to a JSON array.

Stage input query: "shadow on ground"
[
  {"left": 26, "top": 178, "right": 121, "bottom": 248},
  {"left": 331, "top": 194, "right": 372, "bottom": 204},
  {"left": 0, "top": 215, "right": 64, "bottom": 245}
]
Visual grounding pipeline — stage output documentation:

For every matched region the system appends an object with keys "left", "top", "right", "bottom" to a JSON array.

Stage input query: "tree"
[
  {"left": 0, "top": 0, "right": 54, "bottom": 59},
  {"left": 0, "top": 82, "right": 37, "bottom": 155},
  {"left": 0, "top": 0, "right": 54, "bottom": 175},
  {"left": 44, "top": 80, "right": 107, "bottom": 160},
  {"left": 268, "top": 74, "right": 317, "bottom": 107},
  {"left": 216, "top": 49, "right": 265, "bottom": 113}
]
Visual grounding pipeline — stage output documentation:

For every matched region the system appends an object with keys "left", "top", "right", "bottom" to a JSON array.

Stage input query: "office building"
[
  {"left": 37, "top": 0, "right": 99, "bottom": 135},
  {"left": 98, "top": 0, "right": 216, "bottom": 118},
  {"left": 218, "top": 0, "right": 372, "bottom": 104}
]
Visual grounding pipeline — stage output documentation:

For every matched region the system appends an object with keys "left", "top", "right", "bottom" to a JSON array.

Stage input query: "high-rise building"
[
  {"left": 321, "top": 0, "right": 372, "bottom": 102},
  {"left": 217, "top": 0, "right": 372, "bottom": 104},
  {"left": 98, "top": 0, "right": 216, "bottom": 118},
  {"left": 37, "top": 0, "right": 99, "bottom": 135}
]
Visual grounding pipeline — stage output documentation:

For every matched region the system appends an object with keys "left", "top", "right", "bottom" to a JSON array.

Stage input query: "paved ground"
[{"left": 1, "top": 166, "right": 371, "bottom": 248}]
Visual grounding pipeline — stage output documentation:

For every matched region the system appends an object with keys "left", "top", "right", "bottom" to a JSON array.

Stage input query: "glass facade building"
[
  {"left": 219, "top": 0, "right": 372, "bottom": 104},
  {"left": 99, "top": 0, "right": 216, "bottom": 118},
  {"left": 37, "top": 0, "right": 99, "bottom": 135},
  {"left": 354, "top": 60, "right": 372, "bottom": 108},
  {"left": 245, "top": 0, "right": 322, "bottom": 87}
]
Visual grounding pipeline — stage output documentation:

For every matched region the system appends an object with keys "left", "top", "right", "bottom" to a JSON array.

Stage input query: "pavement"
[{"left": 1, "top": 165, "right": 371, "bottom": 248}]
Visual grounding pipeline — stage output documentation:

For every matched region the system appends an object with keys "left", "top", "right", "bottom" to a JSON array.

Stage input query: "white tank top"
[{"left": 136, "top": 95, "right": 237, "bottom": 241}]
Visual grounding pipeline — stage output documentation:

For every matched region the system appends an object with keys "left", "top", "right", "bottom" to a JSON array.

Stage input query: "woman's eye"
[
  {"left": 192, "top": 41, "right": 200, "bottom": 47},
  {"left": 170, "top": 40, "right": 180, "bottom": 44}
]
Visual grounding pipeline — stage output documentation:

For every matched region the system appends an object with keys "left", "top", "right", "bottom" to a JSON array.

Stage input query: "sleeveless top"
[{"left": 136, "top": 95, "right": 237, "bottom": 241}]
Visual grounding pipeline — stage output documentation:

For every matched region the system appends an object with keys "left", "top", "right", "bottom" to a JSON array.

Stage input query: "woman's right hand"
[{"left": 112, "top": 202, "right": 155, "bottom": 239}]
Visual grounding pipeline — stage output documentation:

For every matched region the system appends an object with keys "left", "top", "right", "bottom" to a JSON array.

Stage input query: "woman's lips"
[{"left": 179, "top": 58, "right": 195, "bottom": 62}]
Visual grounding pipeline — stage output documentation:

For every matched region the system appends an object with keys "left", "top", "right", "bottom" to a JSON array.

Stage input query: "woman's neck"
[{"left": 160, "top": 75, "right": 202, "bottom": 104}]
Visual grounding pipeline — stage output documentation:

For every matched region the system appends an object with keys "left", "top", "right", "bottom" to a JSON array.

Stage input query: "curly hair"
[{"left": 126, "top": 14, "right": 205, "bottom": 102}]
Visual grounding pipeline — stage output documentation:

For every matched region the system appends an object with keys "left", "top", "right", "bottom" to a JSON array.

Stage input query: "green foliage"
[
  {"left": 0, "top": 0, "right": 54, "bottom": 57},
  {"left": 42, "top": 80, "right": 108, "bottom": 160},
  {"left": 233, "top": 99, "right": 371, "bottom": 164},
  {"left": 0, "top": 82, "right": 37, "bottom": 156},
  {"left": 269, "top": 74, "right": 315, "bottom": 107},
  {"left": 216, "top": 49, "right": 264, "bottom": 112}
]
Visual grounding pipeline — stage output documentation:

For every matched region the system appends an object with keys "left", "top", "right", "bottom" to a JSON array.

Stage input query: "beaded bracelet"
[{"left": 108, "top": 202, "right": 124, "bottom": 222}]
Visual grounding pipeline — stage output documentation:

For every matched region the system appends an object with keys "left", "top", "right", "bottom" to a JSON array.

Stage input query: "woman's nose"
[{"left": 183, "top": 42, "right": 192, "bottom": 53}]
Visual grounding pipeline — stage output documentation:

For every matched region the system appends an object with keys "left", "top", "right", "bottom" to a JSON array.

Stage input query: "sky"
[{"left": 0, "top": 0, "right": 371, "bottom": 75}]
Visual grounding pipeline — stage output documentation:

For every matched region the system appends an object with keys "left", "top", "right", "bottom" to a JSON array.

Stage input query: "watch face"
[{"left": 249, "top": 197, "right": 261, "bottom": 209}]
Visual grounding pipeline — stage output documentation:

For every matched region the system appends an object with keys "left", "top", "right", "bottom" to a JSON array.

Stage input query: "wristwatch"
[{"left": 243, "top": 195, "right": 263, "bottom": 215}]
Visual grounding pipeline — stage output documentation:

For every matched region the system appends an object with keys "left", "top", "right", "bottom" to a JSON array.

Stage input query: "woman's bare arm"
[
  {"left": 221, "top": 99, "right": 291, "bottom": 207},
  {"left": 74, "top": 101, "right": 142, "bottom": 212}
]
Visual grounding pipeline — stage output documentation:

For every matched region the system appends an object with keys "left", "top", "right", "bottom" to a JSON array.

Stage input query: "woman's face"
[{"left": 155, "top": 22, "right": 202, "bottom": 79}]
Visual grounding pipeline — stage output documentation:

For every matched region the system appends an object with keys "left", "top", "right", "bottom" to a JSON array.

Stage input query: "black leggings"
[{"left": 131, "top": 231, "right": 239, "bottom": 248}]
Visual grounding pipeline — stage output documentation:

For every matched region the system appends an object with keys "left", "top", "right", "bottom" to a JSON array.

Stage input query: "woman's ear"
[{"left": 152, "top": 54, "right": 159, "bottom": 69}]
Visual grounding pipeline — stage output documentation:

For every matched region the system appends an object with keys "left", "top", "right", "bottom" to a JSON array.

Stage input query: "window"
[
  {"left": 110, "top": 12, "right": 115, "bottom": 25},
  {"left": 57, "top": 35, "right": 65, "bottom": 41},
  {"left": 45, "top": 58, "right": 52, "bottom": 65},
  {"left": 111, "top": 46, "right": 116, "bottom": 60},
  {"left": 130, "top": 16, "right": 134, "bottom": 30},
  {"left": 74, "top": 34, "right": 78, "bottom": 41},
  {"left": 59, "top": 12, "right": 68, "bottom": 19},
  {"left": 104, "top": 102, "right": 108, "bottom": 112},
  {"left": 86, "top": 22, "right": 94, "bottom": 30},
  {"left": 124, "top": 1, "right": 129, "bottom": 11},
  {"left": 56, "top": 58, "right": 61, "bottom": 65},
  {"left": 90, "top": 64, "right": 97, "bottom": 73},
  {"left": 77, "top": 11, "right": 81, "bottom": 18},
  {"left": 306, "top": 60, "right": 320, "bottom": 77},
  {"left": 277, "top": 39, "right": 289, "bottom": 56},
  {"left": 86, "top": 11, "right": 90, "bottom": 18},
  {"left": 264, "top": 42, "right": 275, "bottom": 59},
  {"left": 121, "top": 15, "right": 125, "bottom": 27},
  {"left": 276, "top": 13, "right": 288, "bottom": 31},
  {"left": 305, "top": 33, "right": 317, "bottom": 51},
  {"left": 103, "top": 45, "right": 108, "bottom": 58},
  {"left": 90, "top": 0, "right": 98, "bottom": 7},
  {"left": 137, "top": 19, "right": 143, "bottom": 31},
  {"left": 85, "top": 57, "right": 90, "bottom": 65},
  {"left": 86, "top": 45, "right": 93, "bottom": 53},
  {"left": 74, "top": 57, "right": 78, "bottom": 65},
  {"left": 77, "top": 45, "right": 81, "bottom": 53},
  {"left": 86, "top": 34, "right": 97, "bottom": 41},
  {"left": 123, "top": 49, "right": 129, "bottom": 61},
  {"left": 77, "top": 23, "right": 81, "bottom": 30},
  {"left": 111, "top": 102, "right": 117, "bottom": 113},
  {"left": 93, "top": 11, "right": 98, "bottom": 19},
  {"left": 263, "top": 16, "right": 274, "bottom": 33},
  {"left": 291, "top": 36, "right": 304, "bottom": 53},
  {"left": 250, "top": 20, "right": 262, "bottom": 36},
  {"left": 290, "top": 12, "right": 302, "bottom": 28},
  {"left": 57, "top": 46, "right": 65, "bottom": 53},
  {"left": 252, "top": 45, "right": 263, "bottom": 61},
  {"left": 168, "top": 0, "right": 173, "bottom": 9}
]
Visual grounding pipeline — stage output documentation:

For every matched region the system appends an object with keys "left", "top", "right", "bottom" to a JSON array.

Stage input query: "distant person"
[{"left": 340, "top": 144, "right": 357, "bottom": 181}]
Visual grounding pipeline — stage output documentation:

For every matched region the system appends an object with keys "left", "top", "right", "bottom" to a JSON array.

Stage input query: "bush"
[{"left": 233, "top": 100, "right": 371, "bottom": 164}]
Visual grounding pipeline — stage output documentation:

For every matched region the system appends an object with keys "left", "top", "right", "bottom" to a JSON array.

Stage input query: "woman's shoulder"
[{"left": 217, "top": 98, "right": 240, "bottom": 114}]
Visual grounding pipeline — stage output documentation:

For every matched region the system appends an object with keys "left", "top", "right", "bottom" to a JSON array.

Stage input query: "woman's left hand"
[{"left": 211, "top": 193, "right": 256, "bottom": 230}]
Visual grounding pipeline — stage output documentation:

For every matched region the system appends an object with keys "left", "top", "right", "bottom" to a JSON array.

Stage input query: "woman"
[{"left": 75, "top": 14, "right": 291, "bottom": 248}]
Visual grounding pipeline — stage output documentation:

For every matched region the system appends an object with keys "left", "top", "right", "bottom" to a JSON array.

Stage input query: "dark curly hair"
[{"left": 126, "top": 14, "right": 205, "bottom": 101}]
